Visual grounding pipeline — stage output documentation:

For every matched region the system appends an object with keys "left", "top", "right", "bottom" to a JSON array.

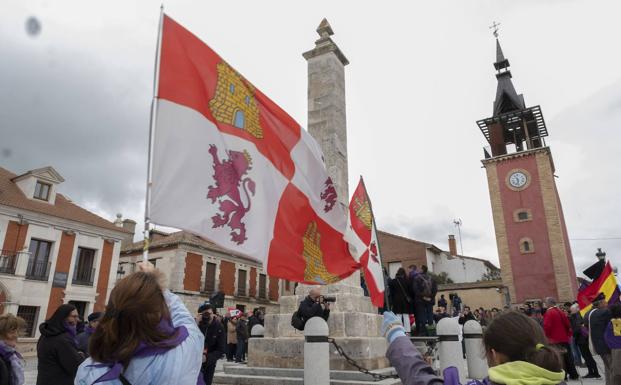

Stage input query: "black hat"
[
  {"left": 87, "top": 312, "right": 102, "bottom": 322},
  {"left": 592, "top": 293, "right": 606, "bottom": 304},
  {"left": 198, "top": 301, "right": 213, "bottom": 314}
]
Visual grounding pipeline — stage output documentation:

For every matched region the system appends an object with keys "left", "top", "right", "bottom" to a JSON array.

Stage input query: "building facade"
[
  {"left": 477, "top": 39, "right": 578, "bottom": 304},
  {"left": 0, "top": 166, "right": 129, "bottom": 344},
  {"left": 378, "top": 231, "right": 500, "bottom": 283},
  {"left": 120, "top": 230, "right": 293, "bottom": 315}
]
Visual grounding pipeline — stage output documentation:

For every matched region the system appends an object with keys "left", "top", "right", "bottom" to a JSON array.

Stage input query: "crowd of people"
[
  {"left": 383, "top": 292, "right": 621, "bottom": 385},
  {"left": 0, "top": 260, "right": 619, "bottom": 384}
]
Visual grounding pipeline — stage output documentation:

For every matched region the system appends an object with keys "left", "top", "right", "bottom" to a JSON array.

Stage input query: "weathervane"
[{"left": 489, "top": 21, "right": 501, "bottom": 38}]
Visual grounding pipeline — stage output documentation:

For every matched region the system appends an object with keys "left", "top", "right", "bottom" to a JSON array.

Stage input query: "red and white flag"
[
  {"left": 149, "top": 15, "right": 358, "bottom": 284},
  {"left": 345, "top": 178, "right": 385, "bottom": 307}
]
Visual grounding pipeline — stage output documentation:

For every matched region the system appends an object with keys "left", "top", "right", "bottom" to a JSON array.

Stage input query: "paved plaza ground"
[{"left": 22, "top": 355, "right": 608, "bottom": 384}]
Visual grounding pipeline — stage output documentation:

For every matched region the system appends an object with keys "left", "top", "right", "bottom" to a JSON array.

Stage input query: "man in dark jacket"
[
  {"left": 198, "top": 304, "right": 225, "bottom": 385},
  {"left": 585, "top": 294, "right": 612, "bottom": 384},
  {"left": 413, "top": 265, "right": 437, "bottom": 336},
  {"left": 36, "top": 304, "right": 84, "bottom": 385},
  {"left": 569, "top": 304, "right": 600, "bottom": 378},
  {"left": 298, "top": 288, "right": 330, "bottom": 325},
  {"left": 235, "top": 313, "right": 249, "bottom": 362},
  {"left": 76, "top": 312, "right": 101, "bottom": 355},
  {"left": 247, "top": 308, "right": 264, "bottom": 337}
]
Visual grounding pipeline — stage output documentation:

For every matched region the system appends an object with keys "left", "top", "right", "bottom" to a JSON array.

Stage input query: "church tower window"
[
  {"left": 519, "top": 238, "right": 535, "bottom": 254},
  {"left": 229, "top": 83, "right": 235, "bottom": 94}
]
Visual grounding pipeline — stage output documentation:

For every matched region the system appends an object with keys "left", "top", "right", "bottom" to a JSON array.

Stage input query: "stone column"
[
  {"left": 302, "top": 18, "right": 360, "bottom": 291},
  {"left": 248, "top": 19, "right": 388, "bottom": 372}
]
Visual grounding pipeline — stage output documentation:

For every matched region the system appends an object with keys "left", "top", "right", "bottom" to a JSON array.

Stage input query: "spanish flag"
[{"left": 578, "top": 261, "right": 620, "bottom": 315}]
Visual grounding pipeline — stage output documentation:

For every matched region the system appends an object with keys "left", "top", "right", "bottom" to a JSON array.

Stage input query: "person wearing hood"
[
  {"left": 37, "top": 303, "right": 84, "bottom": 385},
  {"left": 76, "top": 312, "right": 102, "bottom": 356},
  {"left": 382, "top": 310, "right": 567, "bottom": 385},
  {"left": 0, "top": 314, "right": 26, "bottom": 385},
  {"left": 74, "top": 261, "right": 204, "bottom": 385}
]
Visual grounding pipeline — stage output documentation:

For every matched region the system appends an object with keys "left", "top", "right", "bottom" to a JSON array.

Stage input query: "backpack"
[
  {"left": 419, "top": 274, "right": 433, "bottom": 298},
  {"left": 291, "top": 311, "right": 305, "bottom": 331}
]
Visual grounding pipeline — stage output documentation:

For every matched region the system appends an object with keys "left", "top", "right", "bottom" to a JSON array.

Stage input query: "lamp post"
[
  {"left": 116, "top": 264, "right": 126, "bottom": 281},
  {"left": 596, "top": 248, "right": 606, "bottom": 261}
]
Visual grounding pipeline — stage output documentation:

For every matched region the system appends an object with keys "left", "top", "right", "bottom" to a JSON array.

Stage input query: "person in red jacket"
[{"left": 543, "top": 297, "right": 580, "bottom": 380}]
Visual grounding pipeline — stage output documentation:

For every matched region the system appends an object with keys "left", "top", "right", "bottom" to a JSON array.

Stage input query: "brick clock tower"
[{"left": 477, "top": 38, "right": 578, "bottom": 304}]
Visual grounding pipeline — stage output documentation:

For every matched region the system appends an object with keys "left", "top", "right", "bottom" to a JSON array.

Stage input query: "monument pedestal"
[{"left": 248, "top": 282, "right": 390, "bottom": 370}]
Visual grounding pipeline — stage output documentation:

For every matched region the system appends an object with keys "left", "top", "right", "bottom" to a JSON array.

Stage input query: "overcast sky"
[{"left": 2, "top": 0, "right": 620, "bottom": 276}]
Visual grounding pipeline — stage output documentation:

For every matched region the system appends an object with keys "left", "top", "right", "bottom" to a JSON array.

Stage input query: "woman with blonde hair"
[
  {"left": 74, "top": 261, "right": 204, "bottom": 385},
  {"left": 0, "top": 313, "right": 26, "bottom": 385}
]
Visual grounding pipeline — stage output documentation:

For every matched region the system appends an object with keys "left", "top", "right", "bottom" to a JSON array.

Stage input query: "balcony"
[
  {"left": 25, "top": 260, "right": 51, "bottom": 281},
  {"left": 0, "top": 250, "right": 23, "bottom": 275},
  {"left": 72, "top": 267, "right": 96, "bottom": 286}
]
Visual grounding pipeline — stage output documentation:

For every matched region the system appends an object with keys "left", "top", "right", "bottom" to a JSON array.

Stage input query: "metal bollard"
[
  {"left": 436, "top": 317, "right": 465, "bottom": 383},
  {"left": 304, "top": 317, "right": 330, "bottom": 385},
  {"left": 251, "top": 324, "right": 265, "bottom": 338},
  {"left": 464, "top": 320, "right": 488, "bottom": 379}
]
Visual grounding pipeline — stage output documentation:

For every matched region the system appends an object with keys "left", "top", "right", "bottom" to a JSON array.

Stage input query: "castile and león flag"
[{"left": 148, "top": 14, "right": 381, "bottom": 288}]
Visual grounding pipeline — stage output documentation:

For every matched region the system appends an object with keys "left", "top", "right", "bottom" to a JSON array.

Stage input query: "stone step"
[
  {"left": 213, "top": 372, "right": 401, "bottom": 385},
  {"left": 222, "top": 363, "right": 398, "bottom": 382}
]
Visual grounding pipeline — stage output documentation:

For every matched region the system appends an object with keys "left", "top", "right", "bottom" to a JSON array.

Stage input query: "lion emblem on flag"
[
  {"left": 207, "top": 144, "right": 256, "bottom": 245},
  {"left": 320, "top": 177, "right": 337, "bottom": 212}
]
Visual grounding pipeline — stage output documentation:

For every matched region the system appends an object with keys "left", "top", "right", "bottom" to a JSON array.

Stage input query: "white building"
[{"left": 0, "top": 166, "right": 129, "bottom": 347}]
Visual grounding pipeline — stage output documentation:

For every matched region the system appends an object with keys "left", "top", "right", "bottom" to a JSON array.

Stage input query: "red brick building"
[{"left": 120, "top": 230, "right": 293, "bottom": 314}]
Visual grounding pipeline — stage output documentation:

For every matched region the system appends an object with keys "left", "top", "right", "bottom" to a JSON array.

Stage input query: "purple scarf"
[
  {"left": 64, "top": 321, "right": 78, "bottom": 346},
  {"left": 89, "top": 318, "right": 189, "bottom": 384},
  {"left": 0, "top": 341, "right": 24, "bottom": 385}
]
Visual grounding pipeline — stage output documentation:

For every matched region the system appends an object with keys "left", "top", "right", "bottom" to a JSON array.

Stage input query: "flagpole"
[
  {"left": 143, "top": 5, "right": 164, "bottom": 263},
  {"left": 360, "top": 176, "right": 391, "bottom": 310}
]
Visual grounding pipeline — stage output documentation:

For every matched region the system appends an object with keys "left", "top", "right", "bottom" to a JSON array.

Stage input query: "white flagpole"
[{"left": 143, "top": 5, "right": 165, "bottom": 263}]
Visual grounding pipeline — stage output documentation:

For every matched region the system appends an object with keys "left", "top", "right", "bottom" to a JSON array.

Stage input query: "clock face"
[{"left": 508, "top": 172, "right": 528, "bottom": 188}]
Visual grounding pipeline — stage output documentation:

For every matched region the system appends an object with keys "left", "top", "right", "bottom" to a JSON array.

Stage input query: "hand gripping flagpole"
[
  {"left": 359, "top": 176, "right": 391, "bottom": 310},
  {"left": 143, "top": 5, "right": 164, "bottom": 263}
]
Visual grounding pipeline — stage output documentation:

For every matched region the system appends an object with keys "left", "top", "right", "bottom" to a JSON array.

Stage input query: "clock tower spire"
[{"left": 477, "top": 35, "right": 578, "bottom": 304}]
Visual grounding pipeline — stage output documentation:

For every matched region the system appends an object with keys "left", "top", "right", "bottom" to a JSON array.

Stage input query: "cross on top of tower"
[{"left": 489, "top": 21, "right": 501, "bottom": 38}]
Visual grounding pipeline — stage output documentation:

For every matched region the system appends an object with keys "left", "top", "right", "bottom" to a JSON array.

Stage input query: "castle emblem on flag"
[
  {"left": 320, "top": 177, "right": 337, "bottom": 212},
  {"left": 303, "top": 221, "right": 339, "bottom": 284},
  {"left": 209, "top": 62, "right": 263, "bottom": 139},
  {"left": 353, "top": 196, "right": 372, "bottom": 230},
  {"left": 207, "top": 144, "right": 256, "bottom": 245}
]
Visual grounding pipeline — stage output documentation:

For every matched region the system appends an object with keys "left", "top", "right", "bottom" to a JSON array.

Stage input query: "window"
[
  {"left": 259, "top": 274, "right": 267, "bottom": 299},
  {"left": 26, "top": 239, "right": 52, "bottom": 280},
  {"left": 68, "top": 300, "right": 87, "bottom": 320},
  {"left": 234, "top": 110, "right": 245, "bottom": 129},
  {"left": 229, "top": 83, "right": 235, "bottom": 94},
  {"left": 513, "top": 208, "right": 532, "bottom": 222},
  {"left": 16, "top": 306, "right": 39, "bottom": 337},
  {"left": 33, "top": 181, "right": 51, "bottom": 201},
  {"left": 72, "top": 247, "right": 95, "bottom": 286},
  {"left": 244, "top": 95, "right": 250, "bottom": 105},
  {"left": 519, "top": 237, "right": 535, "bottom": 254},
  {"left": 204, "top": 262, "right": 217, "bottom": 294},
  {"left": 237, "top": 269, "right": 247, "bottom": 296}
]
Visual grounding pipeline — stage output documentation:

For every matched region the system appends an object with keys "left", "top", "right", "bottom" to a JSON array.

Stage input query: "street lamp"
[
  {"left": 596, "top": 248, "right": 606, "bottom": 261},
  {"left": 116, "top": 264, "right": 126, "bottom": 280}
]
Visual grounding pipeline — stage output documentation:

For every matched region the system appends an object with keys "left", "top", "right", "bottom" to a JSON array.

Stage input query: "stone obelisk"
[{"left": 248, "top": 19, "right": 389, "bottom": 371}]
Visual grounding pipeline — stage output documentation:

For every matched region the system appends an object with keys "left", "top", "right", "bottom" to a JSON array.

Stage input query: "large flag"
[
  {"left": 344, "top": 178, "right": 385, "bottom": 307},
  {"left": 150, "top": 14, "right": 358, "bottom": 284},
  {"left": 578, "top": 261, "right": 620, "bottom": 315}
]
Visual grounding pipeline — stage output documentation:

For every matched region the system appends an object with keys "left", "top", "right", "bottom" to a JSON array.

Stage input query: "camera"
[{"left": 319, "top": 295, "right": 336, "bottom": 303}]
